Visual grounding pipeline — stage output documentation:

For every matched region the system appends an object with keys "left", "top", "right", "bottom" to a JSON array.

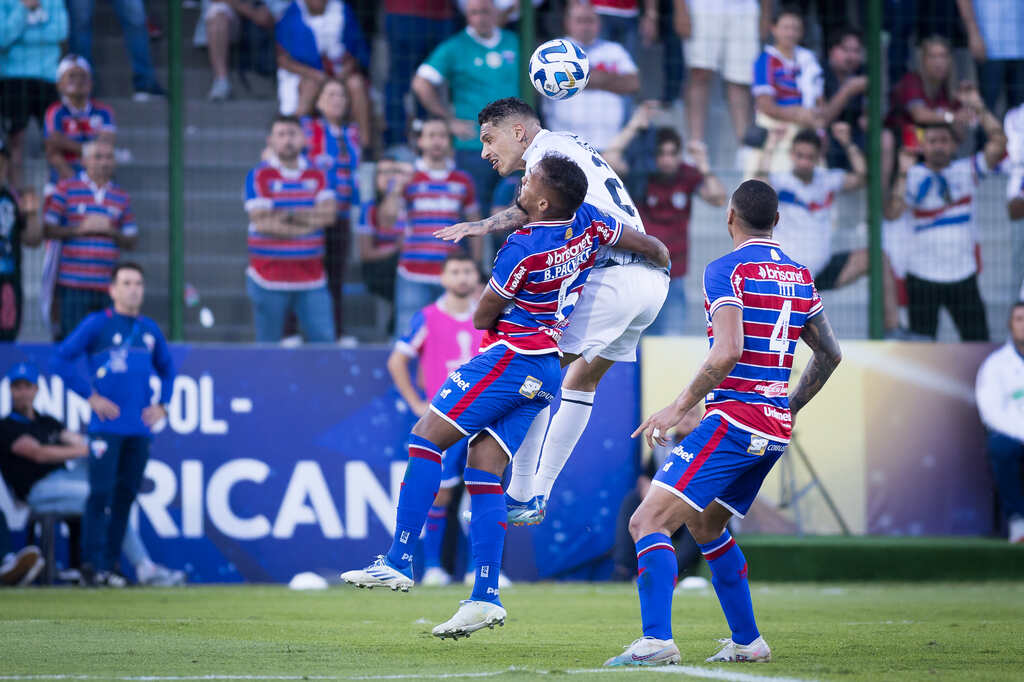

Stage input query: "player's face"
[
  {"left": 790, "top": 141, "right": 819, "bottom": 180},
  {"left": 269, "top": 122, "right": 304, "bottom": 161},
  {"left": 566, "top": 4, "right": 599, "bottom": 45},
  {"left": 515, "top": 168, "right": 548, "bottom": 220},
  {"left": 418, "top": 120, "right": 452, "bottom": 160},
  {"left": 59, "top": 66, "right": 91, "bottom": 98},
  {"left": 316, "top": 81, "right": 348, "bottom": 122},
  {"left": 109, "top": 269, "right": 145, "bottom": 312},
  {"left": 83, "top": 142, "right": 116, "bottom": 181},
  {"left": 921, "top": 128, "right": 954, "bottom": 168},
  {"left": 9, "top": 380, "right": 37, "bottom": 413},
  {"left": 772, "top": 15, "right": 803, "bottom": 50},
  {"left": 655, "top": 141, "right": 681, "bottom": 175},
  {"left": 479, "top": 121, "right": 525, "bottom": 177},
  {"left": 1010, "top": 307, "right": 1024, "bottom": 344},
  {"left": 441, "top": 260, "right": 480, "bottom": 298}
]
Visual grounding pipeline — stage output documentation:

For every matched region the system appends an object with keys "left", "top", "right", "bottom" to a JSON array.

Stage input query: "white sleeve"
[
  {"left": 976, "top": 353, "right": 1024, "bottom": 442},
  {"left": 1005, "top": 105, "right": 1024, "bottom": 165},
  {"left": 1007, "top": 167, "right": 1024, "bottom": 201},
  {"left": 609, "top": 43, "right": 638, "bottom": 74},
  {"left": 826, "top": 169, "right": 848, "bottom": 193}
]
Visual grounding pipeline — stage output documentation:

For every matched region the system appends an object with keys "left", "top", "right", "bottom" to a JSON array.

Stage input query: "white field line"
[{"left": 0, "top": 667, "right": 815, "bottom": 682}]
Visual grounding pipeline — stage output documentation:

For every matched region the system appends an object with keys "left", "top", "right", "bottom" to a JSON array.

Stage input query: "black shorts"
[
  {"left": 0, "top": 78, "right": 58, "bottom": 135},
  {"left": 814, "top": 251, "right": 852, "bottom": 291}
]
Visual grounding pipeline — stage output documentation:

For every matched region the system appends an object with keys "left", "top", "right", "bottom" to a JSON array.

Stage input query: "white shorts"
[
  {"left": 204, "top": 0, "right": 242, "bottom": 41},
  {"left": 559, "top": 262, "right": 670, "bottom": 363},
  {"left": 684, "top": 6, "right": 760, "bottom": 85}
]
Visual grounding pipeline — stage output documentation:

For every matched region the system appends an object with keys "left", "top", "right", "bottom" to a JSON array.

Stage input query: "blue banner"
[{"left": 0, "top": 344, "right": 640, "bottom": 583}]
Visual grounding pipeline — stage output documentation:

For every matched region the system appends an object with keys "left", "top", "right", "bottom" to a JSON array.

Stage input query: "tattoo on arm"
[
  {"left": 480, "top": 205, "right": 528, "bottom": 234},
  {"left": 789, "top": 313, "right": 842, "bottom": 415}
]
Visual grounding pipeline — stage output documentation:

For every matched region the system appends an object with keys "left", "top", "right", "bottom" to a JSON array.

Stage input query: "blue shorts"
[
  {"left": 652, "top": 415, "right": 786, "bottom": 518},
  {"left": 439, "top": 437, "right": 468, "bottom": 488},
  {"left": 430, "top": 345, "right": 560, "bottom": 459}
]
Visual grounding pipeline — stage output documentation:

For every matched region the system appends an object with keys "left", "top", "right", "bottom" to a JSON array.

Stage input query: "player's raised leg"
[
  {"left": 503, "top": 404, "right": 550, "bottom": 525},
  {"left": 421, "top": 438, "right": 468, "bottom": 586}
]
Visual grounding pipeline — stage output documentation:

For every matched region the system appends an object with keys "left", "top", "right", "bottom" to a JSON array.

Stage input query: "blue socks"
[
  {"left": 422, "top": 504, "right": 447, "bottom": 569},
  {"left": 464, "top": 467, "right": 505, "bottom": 604},
  {"left": 386, "top": 434, "right": 443, "bottom": 569},
  {"left": 635, "top": 533, "right": 677, "bottom": 640},
  {"left": 699, "top": 530, "right": 759, "bottom": 646}
]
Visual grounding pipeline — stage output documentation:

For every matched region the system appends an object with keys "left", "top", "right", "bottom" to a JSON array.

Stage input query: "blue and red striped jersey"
[
  {"left": 301, "top": 116, "right": 360, "bottom": 214},
  {"left": 44, "top": 173, "right": 137, "bottom": 291},
  {"left": 43, "top": 99, "right": 117, "bottom": 183},
  {"left": 400, "top": 160, "right": 478, "bottom": 283},
  {"left": 244, "top": 157, "right": 336, "bottom": 290},
  {"left": 702, "top": 238, "right": 823, "bottom": 441},
  {"left": 485, "top": 202, "right": 623, "bottom": 355},
  {"left": 752, "top": 46, "right": 804, "bottom": 107}
]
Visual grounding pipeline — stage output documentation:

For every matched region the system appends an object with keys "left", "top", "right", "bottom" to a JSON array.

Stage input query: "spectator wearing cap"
[
  {"left": 66, "top": 0, "right": 164, "bottom": 99},
  {"left": 43, "top": 140, "right": 138, "bottom": 340},
  {"left": 542, "top": 2, "right": 640, "bottom": 155},
  {"left": 274, "top": 0, "right": 372, "bottom": 151},
  {"left": 412, "top": 0, "right": 518, "bottom": 214},
  {"left": 0, "top": 138, "right": 43, "bottom": 341},
  {"left": 43, "top": 56, "right": 117, "bottom": 192},
  {"left": 0, "top": 0, "right": 68, "bottom": 189}
]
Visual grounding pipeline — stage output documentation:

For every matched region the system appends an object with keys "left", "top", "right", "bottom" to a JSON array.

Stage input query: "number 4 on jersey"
[{"left": 769, "top": 280, "right": 794, "bottom": 366}]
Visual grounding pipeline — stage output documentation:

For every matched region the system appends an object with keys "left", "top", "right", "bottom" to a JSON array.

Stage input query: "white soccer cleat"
[
  {"left": 1009, "top": 515, "right": 1024, "bottom": 544},
  {"left": 603, "top": 636, "right": 681, "bottom": 667},
  {"left": 431, "top": 600, "right": 506, "bottom": 640},
  {"left": 420, "top": 566, "right": 451, "bottom": 586},
  {"left": 705, "top": 636, "right": 772, "bottom": 662},
  {"left": 340, "top": 555, "right": 414, "bottom": 592}
]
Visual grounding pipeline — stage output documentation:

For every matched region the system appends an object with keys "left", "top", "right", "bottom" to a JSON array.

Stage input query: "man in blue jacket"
[{"left": 54, "top": 262, "right": 175, "bottom": 586}]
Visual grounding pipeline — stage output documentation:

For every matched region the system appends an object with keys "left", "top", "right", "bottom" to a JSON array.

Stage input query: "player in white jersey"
[{"left": 435, "top": 97, "right": 671, "bottom": 523}]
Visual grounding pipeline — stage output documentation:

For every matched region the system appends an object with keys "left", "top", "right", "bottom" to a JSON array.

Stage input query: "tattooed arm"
[
  {"left": 789, "top": 311, "right": 843, "bottom": 419},
  {"left": 433, "top": 205, "right": 528, "bottom": 243},
  {"left": 632, "top": 306, "right": 744, "bottom": 447}
]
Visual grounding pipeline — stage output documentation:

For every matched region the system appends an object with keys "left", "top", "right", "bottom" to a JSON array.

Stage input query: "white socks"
[
  {"left": 505, "top": 405, "right": 550, "bottom": 502},
  {"left": 536, "top": 389, "right": 595, "bottom": 500}
]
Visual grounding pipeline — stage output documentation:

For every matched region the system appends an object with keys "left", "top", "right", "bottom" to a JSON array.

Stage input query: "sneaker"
[
  {"left": 132, "top": 84, "right": 167, "bottom": 102},
  {"left": 604, "top": 637, "right": 681, "bottom": 666},
  {"left": 506, "top": 493, "right": 546, "bottom": 526},
  {"left": 706, "top": 636, "right": 772, "bottom": 662},
  {"left": 1009, "top": 516, "right": 1024, "bottom": 544},
  {"left": 431, "top": 600, "right": 506, "bottom": 639},
  {"left": 100, "top": 571, "right": 128, "bottom": 588},
  {"left": 136, "top": 561, "right": 187, "bottom": 586},
  {"left": 0, "top": 547, "right": 44, "bottom": 586},
  {"left": 207, "top": 77, "right": 231, "bottom": 101},
  {"left": 420, "top": 566, "right": 451, "bottom": 586},
  {"left": 341, "top": 555, "right": 413, "bottom": 592}
]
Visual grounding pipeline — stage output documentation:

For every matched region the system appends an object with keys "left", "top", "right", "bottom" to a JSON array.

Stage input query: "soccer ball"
[{"left": 529, "top": 39, "right": 590, "bottom": 101}]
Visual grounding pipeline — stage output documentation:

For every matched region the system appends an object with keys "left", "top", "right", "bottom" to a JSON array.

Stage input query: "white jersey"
[
  {"left": 522, "top": 129, "right": 646, "bottom": 266},
  {"left": 770, "top": 167, "right": 846, "bottom": 276}
]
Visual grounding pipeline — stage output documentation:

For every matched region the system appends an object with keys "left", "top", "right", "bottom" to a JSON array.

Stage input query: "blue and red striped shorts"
[
  {"left": 652, "top": 415, "right": 787, "bottom": 518},
  {"left": 430, "top": 345, "right": 561, "bottom": 458}
]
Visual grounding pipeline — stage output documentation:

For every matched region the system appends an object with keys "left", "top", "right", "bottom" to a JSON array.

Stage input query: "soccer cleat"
[
  {"left": 341, "top": 555, "right": 414, "bottom": 592},
  {"left": 0, "top": 547, "right": 44, "bottom": 587},
  {"left": 705, "top": 636, "right": 772, "bottom": 662},
  {"left": 604, "top": 637, "right": 681, "bottom": 667},
  {"left": 1009, "top": 515, "right": 1024, "bottom": 544},
  {"left": 136, "top": 562, "right": 187, "bottom": 587},
  {"left": 420, "top": 566, "right": 451, "bottom": 586},
  {"left": 506, "top": 494, "right": 546, "bottom": 526},
  {"left": 432, "top": 600, "right": 506, "bottom": 640}
]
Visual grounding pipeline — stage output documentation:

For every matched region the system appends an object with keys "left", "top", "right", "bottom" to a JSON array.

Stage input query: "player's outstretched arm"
[
  {"left": 789, "top": 311, "right": 843, "bottom": 420},
  {"left": 615, "top": 229, "right": 671, "bottom": 269},
  {"left": 433, "top": 205, "right": 528, "bottom": 243}
]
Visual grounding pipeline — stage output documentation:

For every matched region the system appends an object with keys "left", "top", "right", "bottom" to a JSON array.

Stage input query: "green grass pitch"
[{"left": 2, "top": 582, "right": 1023, "bottom": 681}]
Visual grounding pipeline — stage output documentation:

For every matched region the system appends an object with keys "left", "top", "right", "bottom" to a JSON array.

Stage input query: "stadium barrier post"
[
  {"left": 168, "top": 0, "right": 185, "bottom": 341},
  {"left": 866, "top": 0, "right": 885, "bottom": 339},
  {"left": 519, "top": 0, "right": 537, "bottom": 108}
]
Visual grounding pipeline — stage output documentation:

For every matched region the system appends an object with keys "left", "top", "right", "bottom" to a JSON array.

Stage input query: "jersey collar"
[
  {"left": 466, "top": 26, "right": 503, "bottom": 49},
  {"left": 266, "top": 152, "right": 309, "bottom": 178},
  {"left": 60, "top": 96, "right": 94, "bottom": 116},
  {"left": 414, "top": 157, "right": 455, "bottom": 180},
  {"left": 437, "top": 294, "right": 475, "bottom": 321},
  {"left": 734, "top": 237, "right": 781, "bottom": 251},
  {"left": 524, "top": 212, "right": 576, "bottom": 229}
]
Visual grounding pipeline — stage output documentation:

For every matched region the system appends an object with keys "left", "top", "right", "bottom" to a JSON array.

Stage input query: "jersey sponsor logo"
[
  {"left": 545, "top": 233, "right": 594, "bottom": 267},
  {"left": 747, "top": 435, "right": 769, "bottom": 456},
  {"left": 767, "top": 442, "right": 786, "bottom": 453},
  {"left": 519, "top": 375, "right": 542, "bottom": 399},
  {"left": 757, "top": 264, "right": 806, "bottom": 284},
  {"left": 564, "top": 227, "right": 573, "bottom": 240},
  {"left": 447, "top": 371, "right": 470, "bottom": 392},
  {"left": 410, "top": 195, "right": 462, "bottom": 213},
  {"left": 754, "top": 382, "right": 788, "bottom": 398},
  {"left": 770, "top": 248, "right": 781, "bottom": 261},
  {"left": 508, "top": 264, "right": 528, "bottom": 292},
  {"left": 662, "top": 460, "right": 673, "bottom": 472},
  {"left": 439, "top": 388, "right": 452, "bottom": 399},
  {"left": 671, "top": 445, "right": 694, "bottom": 462},
  {"left": 762, "top": 405, "right": 792, "bottom": 422}
]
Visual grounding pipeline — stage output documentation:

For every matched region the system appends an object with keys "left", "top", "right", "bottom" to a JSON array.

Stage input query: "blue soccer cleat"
[
  {"left": 340, "top": 555, "right": 414, "bottom": 592},
  {"left": 505, "top": 493, "right": 546, "bottom": 526}
]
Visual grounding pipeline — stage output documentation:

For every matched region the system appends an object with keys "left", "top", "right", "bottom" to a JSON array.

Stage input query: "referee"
[{"left": 53, "top": 262, "right": 176, "bottom": 586}]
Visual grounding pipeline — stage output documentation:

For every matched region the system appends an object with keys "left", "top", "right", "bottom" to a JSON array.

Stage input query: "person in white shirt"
[
  {"left": 542, "top": 1, "right": 640, "bottom": 153},
  {"left": 759, "top": 124, "right": 900, "bottom": 332},
  {"left": 1005, "top": 103, "right": 1024, "bottom": 221},
  {"left": 975, "top": 302, "right": 1024, "bottom": 543},
  {"left": 885, "top": 86, "right": 1006, "bottom": 341}
]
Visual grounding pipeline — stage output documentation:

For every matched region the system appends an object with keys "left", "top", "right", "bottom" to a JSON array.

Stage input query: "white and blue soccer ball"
[{"left": 529, "top": 38, "right": 590, "bottom": 101}]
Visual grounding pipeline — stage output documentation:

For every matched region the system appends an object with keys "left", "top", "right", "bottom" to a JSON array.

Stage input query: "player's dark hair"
[
  {"left": 478, "top": 98, "right": 540, "bottom": 127},
  {"left": 731, "top": 180, "right": 778, "bottom": 234},
  {"left": 420, "top": 116, "right": 452, "bottom": 135},
  {"left": 111, "top": 261, "right": 144, "bottom": 281},
  {"left": 774, "top": 4, "right": 803, "bottom": 24},
  {"left": 655, "top": 127, "right": 682, "bottom": 151},
  {"left": 536, "top": 153, "right": 588, "bottom": 218},
  {"left": 828, "top": 26, "right": 862, "bottom": 52},
  {"left": 792, "top": 128, "right": 822, "bottom": 151},
  {"left": 1012, "top": 301, "right": 1024, "bottom": 314},
  {"left": 270, "top": 114, "right": 302, "bottom": 130}
]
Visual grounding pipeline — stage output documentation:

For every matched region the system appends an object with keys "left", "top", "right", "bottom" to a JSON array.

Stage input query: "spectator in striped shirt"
[
  {"left": 885, "top": 84, "right": 1006, "bottom": 341},
  {"left": 394, "top": 117, "right": 482, "bottom": 335},
  {"left": 43, "top": 140, "right": 137, "bottom": 341},
  {"left": 43, "top": 56, "right": 116, "bottom": 192},
  {"left": 244, "top": 115, "right": 338, "bottom": 343}
]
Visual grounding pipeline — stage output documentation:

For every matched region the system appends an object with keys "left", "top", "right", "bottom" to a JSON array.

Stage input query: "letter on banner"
[
  {"left": 207, "top": 458, "right": 270, "bottom": 539},
  {"left": 272, "top": 461, "right": 344, "bottom": 538}
]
